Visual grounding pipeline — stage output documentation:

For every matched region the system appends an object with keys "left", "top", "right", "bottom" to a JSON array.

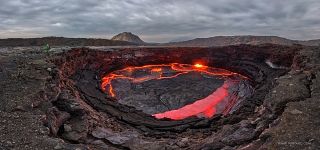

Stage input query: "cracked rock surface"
[{"left": 0, "top": 45, "right": 319, "bottom": 150}]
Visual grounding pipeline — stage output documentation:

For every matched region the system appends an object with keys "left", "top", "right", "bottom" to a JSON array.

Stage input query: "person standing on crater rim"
[{"left": 42, "top": 43, "right": 51, "bottom": 53}]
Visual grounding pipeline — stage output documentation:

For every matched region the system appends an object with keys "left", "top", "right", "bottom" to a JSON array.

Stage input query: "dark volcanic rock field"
[{"left": 0, "top": 45, "right": 319, "bottom": 150}]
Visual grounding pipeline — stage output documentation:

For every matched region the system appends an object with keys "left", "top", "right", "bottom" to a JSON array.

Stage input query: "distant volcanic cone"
[{"left": 111, "top": 32, "right": 145, "bottom": 44}]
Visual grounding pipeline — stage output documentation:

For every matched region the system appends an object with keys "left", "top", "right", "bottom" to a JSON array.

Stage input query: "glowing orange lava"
[
  {"left": 100, "top": 63, "right": 248, "bottom": 120},
  {"left": 153, "top": 82, "right": 230, "bottom": 120},
  {"left": 194, "top": 63, "right": 204, "bottom": 68}
]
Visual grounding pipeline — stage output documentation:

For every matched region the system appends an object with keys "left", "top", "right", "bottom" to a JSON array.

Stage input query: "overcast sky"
[{"left": 0, "top": 0, "right": 320, "bottom": 42}]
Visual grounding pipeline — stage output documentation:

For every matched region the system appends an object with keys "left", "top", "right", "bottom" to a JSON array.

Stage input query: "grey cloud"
[{"left": 0, "top": 0, "right": 319, "bottom": 42}]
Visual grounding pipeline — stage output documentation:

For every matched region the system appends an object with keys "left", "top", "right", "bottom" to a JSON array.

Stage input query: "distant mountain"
[
  {"left": 300, "top": 39, "right": 320, "bottom": 46},
  {"left": 169, "top": 36, "right": 194, "bottom": 43},
  {"left": 164, "top": 36, "right": 320, "bottom": 47},
  {"left": 111, "top": 32, "right": 145, "bottom": 44},
  {"left": 0, "top": 37, "right": 136, "bottom": 47},
  {"left": 1, "top": 35, "right": 320, "bottom": 47}
]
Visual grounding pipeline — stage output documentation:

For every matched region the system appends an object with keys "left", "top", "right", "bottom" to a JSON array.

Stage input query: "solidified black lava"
[
  {"left": 113, "top": 72, "right": 225, "bottom": 115},
  {"left": 48, "top": 44, "right": 298, "bottom": 149}
]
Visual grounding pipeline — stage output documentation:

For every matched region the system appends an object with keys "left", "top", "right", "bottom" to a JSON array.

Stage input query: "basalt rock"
[
  {"left": 44, "top": 44, "right": 303, "bottom": 149},
  {"left": 1, "top": 45, "right": 319, "bottom": 149}
]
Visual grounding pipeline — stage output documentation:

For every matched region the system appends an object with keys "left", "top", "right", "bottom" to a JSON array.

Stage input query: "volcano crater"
[{"left": 49, "top": 45, "right": 297, "bottom": 149}]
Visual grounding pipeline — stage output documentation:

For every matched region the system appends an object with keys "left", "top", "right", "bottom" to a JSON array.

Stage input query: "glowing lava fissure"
[{"left": 101, "top": 63, "right": 251, "bottom": 120}]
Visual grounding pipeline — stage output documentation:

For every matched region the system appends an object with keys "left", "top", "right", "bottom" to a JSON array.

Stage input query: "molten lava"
[
  {"left": 194, "top": 63, "right": 205, "bottom": 68},
  {"left": 101, "top": 63, "right": 248, "bottom": 120},
  {"left": 153, "top": 82, "right": 230, "bottom": 120}
]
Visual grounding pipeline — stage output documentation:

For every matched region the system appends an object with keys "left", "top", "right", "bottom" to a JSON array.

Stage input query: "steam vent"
[{"left": 2, "top": 44, "right": 320, "bottom": 150}]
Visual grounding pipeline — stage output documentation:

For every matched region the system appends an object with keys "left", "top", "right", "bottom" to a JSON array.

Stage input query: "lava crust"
[
  {"left": 49, "top": 45, "right": 298, "bottom": 149},
  {"left": 100, "top": 63, "right": 253, "bottom": 120}
]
